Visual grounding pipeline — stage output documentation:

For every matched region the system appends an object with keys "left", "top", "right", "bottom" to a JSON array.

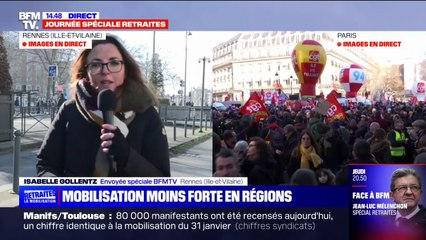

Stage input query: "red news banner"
[
  {"left": 18, "top": 11, "right": 168, "bottom": 49},
  {"left": 19, "top": 11, "right": 168, "bottom": 30},
  {"left": 42, "top": 19, "right": 168, "bottom": 30}
]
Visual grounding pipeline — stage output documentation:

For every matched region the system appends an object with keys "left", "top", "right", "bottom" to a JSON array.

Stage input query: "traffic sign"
[{"left": 48, "top": 65, "right": 58, "bottom": 78}]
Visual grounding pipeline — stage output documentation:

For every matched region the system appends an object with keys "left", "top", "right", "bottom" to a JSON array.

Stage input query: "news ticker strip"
[
  {"left": 16, "top": 208, "right": 345, "bottom": 237},
  {"left": 20, "top": 177, "right": 247, "bottom": 186}
]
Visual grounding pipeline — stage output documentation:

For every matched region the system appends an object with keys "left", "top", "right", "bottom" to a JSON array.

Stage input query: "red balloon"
[
  {"left": 292, "top": 40, "right": 327, "bottom": 99},
  {"left": 339, "top": 64, "right": 366, "bottom": 98}
]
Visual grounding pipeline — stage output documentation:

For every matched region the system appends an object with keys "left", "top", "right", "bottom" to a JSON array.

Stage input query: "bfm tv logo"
[
  {"left": 309, "top": 50, "right": 320, "bottom": 62},
  {"left": 23, "top": 190, "right": 57, "bottom": 204}
]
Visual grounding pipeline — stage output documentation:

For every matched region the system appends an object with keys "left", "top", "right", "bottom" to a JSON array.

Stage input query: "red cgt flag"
[
  {"left": 326, "top": 91, "right": 346, "bottom": 121},
  {"left": 240, "top": 92, "right": 269, "bottom": 122}
]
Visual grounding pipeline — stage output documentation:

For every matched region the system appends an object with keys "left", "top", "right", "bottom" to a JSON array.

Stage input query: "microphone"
[{"left": 97, "top": 89, "right": 117, "bottom": 173}]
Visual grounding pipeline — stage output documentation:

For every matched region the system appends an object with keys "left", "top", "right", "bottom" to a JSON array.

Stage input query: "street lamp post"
[
  {"left": 183, "top": 31, "right": 192, "bottom": 106},
  {"left": 198, "top": 56, "right": 210, "bottom": 133},
  {"left": 289, "top": 75, "right": 293, "bottom": 95}
]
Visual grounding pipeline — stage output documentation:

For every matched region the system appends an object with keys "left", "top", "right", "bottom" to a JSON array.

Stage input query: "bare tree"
[
  {"left": 3, "top": 31, "right": 77, "bottom": 100},
  {"left": 0, "top": 32, "right": 12, "bottom": 95},
  {"left": 363, "top": 64, "right": 404, "bottom": 99},
  {"left": 126, "top": 42, "right": 181, "bottom": 97},
  {"left": 419, "top": 58, "right": 426, "bottom": 81},
  {"left": 25, "top": 48, "right": 77, "bottom": 100}
]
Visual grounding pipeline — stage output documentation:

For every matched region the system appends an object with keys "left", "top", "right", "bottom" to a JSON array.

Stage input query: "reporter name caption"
[{"left": 18, "top": 11, "right": 168, "bottom": 49}]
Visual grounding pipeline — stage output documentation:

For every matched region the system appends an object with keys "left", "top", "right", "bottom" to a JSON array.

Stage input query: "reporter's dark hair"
[{"left": 70, "top": 34, "right": 158, "bottom": 106}]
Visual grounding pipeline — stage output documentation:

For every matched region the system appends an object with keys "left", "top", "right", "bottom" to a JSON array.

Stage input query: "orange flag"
[{"left": 240, "top": 92, "right": 269, "bottom": 122}]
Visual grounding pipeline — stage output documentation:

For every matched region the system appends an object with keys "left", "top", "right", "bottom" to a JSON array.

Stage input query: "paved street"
[
  {"left": 0, "top": 113, "right": 213, "bottom": 207},
  {"left": 0, "top": 137, "right": 213, "bottom": 186},
  {"left": 171, "top": 138, "right": 212, "bottom": 177},
  {"left": 0, "top": 148, "right": 38, "bottom": 186},
  {"left": 0, "top": 138, "right": 212, "bottom": 207}
]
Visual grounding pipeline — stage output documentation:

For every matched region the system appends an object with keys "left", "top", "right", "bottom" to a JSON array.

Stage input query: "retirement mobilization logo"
[{"left": 23, "top": 190, "right": 57, "bottom": 204}]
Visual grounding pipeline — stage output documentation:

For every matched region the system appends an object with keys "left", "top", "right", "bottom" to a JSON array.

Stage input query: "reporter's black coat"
[{"left": 36, "top": 100, "right": 170, "bottom": 177}]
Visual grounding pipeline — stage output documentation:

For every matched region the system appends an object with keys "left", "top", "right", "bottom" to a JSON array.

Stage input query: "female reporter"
[{"left": 36, "top": 35, "right": 170, "bottom": 177}]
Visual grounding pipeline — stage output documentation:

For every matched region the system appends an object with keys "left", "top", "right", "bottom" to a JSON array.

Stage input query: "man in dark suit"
[{"left": 389, "top": 168, "right": 426, "bottom": 235}]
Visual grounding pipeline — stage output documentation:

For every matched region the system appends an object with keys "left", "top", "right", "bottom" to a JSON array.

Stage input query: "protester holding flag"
[
  {"left": 240, "top": 92, "right": 269, "bottom": 122},
  {"left": 326, "top": 90, "right": 347, "bottom": 122},
  {"left": 213, "top": 86, "right": 426, "bottom": 184}
]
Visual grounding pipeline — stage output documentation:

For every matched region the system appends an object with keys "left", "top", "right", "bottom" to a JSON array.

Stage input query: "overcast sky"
[{"left": 112, "top": 31, "right": 426, "bottom": 96}]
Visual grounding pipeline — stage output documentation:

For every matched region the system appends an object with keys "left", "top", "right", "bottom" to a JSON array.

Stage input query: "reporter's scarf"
[
  {"left": 74, "top": 79, "right": 155, "bottom": 176},
  {"left": 75, "top": 80, "right": 133, "bottom": 135},
  {"left": 75, "top": 80, "right": 132, "bottom": 176}
]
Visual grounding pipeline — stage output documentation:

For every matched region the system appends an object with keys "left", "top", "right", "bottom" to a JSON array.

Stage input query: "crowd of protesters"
[{"left": 212, "top": 99, "right": 426, "bottom": 186}]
